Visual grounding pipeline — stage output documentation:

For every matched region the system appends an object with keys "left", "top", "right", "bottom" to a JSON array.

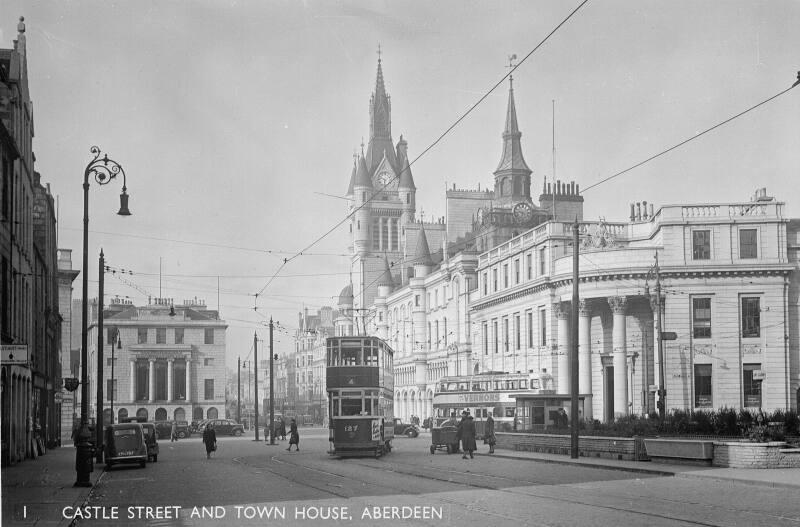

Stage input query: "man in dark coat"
[
  {"left": 202, "top": 424, "right": 217, "bottom": 459},
  {"left": 286, "top": 418, "right": 300, "bottom": 451},
  {"left": 484, "top": 413, "right": 496, "bottom": 454},
  {"left": 458, "top": 411, "right": 477, "bottom": 459}
]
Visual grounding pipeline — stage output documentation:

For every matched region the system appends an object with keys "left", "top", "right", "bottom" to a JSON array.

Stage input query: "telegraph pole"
[
  {"left": 655, "top": 253, "right": 666, "bottom": 419},
  {"left": 269, "top": 317, "right": 276, "bottom": 445},
  {"left": 570, "top": 220, "right": 579, "bottom": 459},
  {"left": 253, "top": 332, "right": 260, "bottom": 441},
  {"left": 237, "top": 357, "right": 241, "bottom": 424}
]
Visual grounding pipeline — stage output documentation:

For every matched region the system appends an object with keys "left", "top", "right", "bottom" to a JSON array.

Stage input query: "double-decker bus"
[
  {"left": 432, "top": 371, "right": 541, "bottom": 436},
  {"left": 326, "top": 336, "right": 394, "bottom": 458}
]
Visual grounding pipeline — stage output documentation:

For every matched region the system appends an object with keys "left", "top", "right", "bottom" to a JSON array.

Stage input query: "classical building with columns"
[
  {"left": 88, "top": 297, "right": 227, "bottom": 425},
  {"left": 471, "top": 191, "right": 800, "bottom": 420}
]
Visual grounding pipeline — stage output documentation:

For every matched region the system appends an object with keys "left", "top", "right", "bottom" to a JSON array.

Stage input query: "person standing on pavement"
[
  {"left": 170, "top": 421, "right": 178, "bottom": 442},
  {"left": 286, "top": 418, "right": 300, "bottom": 451},
  {"left": 279, "top": 418, "right": 287, "bottom": 441},
  {"left": 202, "top": 423, "right": 217, "bottom": 459},
  {"left": 459, "top": 412, "right": 477, "bottom": 459},
  {"left": 484, "top": 413, "right": 496, "bottom": 454}
]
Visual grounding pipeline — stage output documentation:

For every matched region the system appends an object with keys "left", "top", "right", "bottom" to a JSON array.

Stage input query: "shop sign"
[{"left": 1, "top": 345, "right": 28, "bottom": 365}]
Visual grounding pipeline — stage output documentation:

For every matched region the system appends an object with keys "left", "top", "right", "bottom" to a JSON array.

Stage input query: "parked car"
[
  {"left": 192, "top": 419, "right": 211, "bottom": 434},
  {"left": 141, "top": 423, "right": 159, "bottom": 462},
  {"left": 205, "top": 419, "right": 245, "bottom": 436},
  {"left": 104, "top": 423, "right": 147, "bottom": 469},
  {"left": 393, "top": 418, "right": 420, "bottom": 438},
  {"left": 154, "top": 421, "right": 190, "bottom": 439}
]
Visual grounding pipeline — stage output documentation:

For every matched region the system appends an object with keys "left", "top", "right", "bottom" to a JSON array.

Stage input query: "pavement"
[{"left": 2, "top": 435, "right": 799, "bottom": 527}]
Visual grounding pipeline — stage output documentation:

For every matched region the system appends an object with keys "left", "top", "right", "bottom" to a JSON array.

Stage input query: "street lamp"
[{"left": 75, "top": 146, "right": 130, "bottom": 488}]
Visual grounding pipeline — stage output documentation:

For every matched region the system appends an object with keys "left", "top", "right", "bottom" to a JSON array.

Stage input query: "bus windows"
[
  {"left": 341, "top": 347, "right": 360, "bottom": 366},
  {"left": 519, "top": 379, "right": 527, "bottom": 389},
  {"left": 364, "top": 344, "right": 378, "bottom": 366},
  {"left": 505, "top": 408, "right": 515, "bottom": 418},
  {"left": 471, "top": 383, "right": 482, "bottom": 391},
  {"left": 341, "top": 399, "right": 363, "bottom": 416},
  {"left": 530, "top": 379, "right": 540, "bottom": 389}
]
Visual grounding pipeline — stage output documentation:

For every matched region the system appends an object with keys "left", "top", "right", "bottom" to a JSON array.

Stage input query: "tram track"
[{"left": 233, "top": 452, "right": 798, "bottom": 527}]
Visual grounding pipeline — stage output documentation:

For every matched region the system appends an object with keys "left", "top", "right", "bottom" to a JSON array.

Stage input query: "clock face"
[
  {"left": 377, "top": 172, "right": 392, "bottom": 187},
  {"left": 513, "top": 201, "right": 534, "bottom": 224}
]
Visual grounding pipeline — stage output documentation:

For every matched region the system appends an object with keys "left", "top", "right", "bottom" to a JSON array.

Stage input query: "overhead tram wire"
[
  {"left": 252, "top": 0, "right": 591, "bottom": 302},
  {"left": 581, "top": 75, "right": 800, "bottom": 194}
]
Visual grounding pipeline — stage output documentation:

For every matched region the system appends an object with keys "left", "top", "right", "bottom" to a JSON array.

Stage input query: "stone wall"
[
  {"left": 496, "top": 432, "right": 648, "bottom": 461},
  {"left": 713, "top": 442, "right": 800, "bottom": 468}
]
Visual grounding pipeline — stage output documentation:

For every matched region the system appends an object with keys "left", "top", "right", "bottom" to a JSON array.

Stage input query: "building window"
[
  {"left": 514, "top": 260, "right": 520, "bottom": 284},
  {"left": 204, "top": 379, "right": 214, "bottom": 400},
  {"left": 742, "top": 363, "right": 762, "bottom": 407},
  {"left": 741, "top": 297, "right": 760, "bottom": 338},
  {"left": 106, "top": 379, "right": 118, "bottom": 402},
  {"left": 482, "top": 322, "right": 488, "bottom": 355},
  {"left": 138, "top": 328, "right": 148, "bottom": 344},
  {"left": 514, "top": 314, "right": 521, "bottom": 350},
  {"left": 527, "top": 311, "right": 533, "bottom": 348},
  {"left": 415, "top": 295, "right": 420, "bottom": 307},
  {"left": 539, "top": 247, "right": 546, "bottom": 275},
  {"left": 503, "top": 318, "right": 509, "bottom": 352},
  {"left": 372, "top": 218, "right": 380, "bottom": 250},
  {"left": 692, "top": 230, "right": 711, "bottom": 260},
  {"left": 204, "top": 328, "right": 214, "bottom": 344},
  {"left": 107, "top": 327, "right": 118, "bottom": 345},
  {"left": 694, "top": 364, "right": 712, "bottom": 407},
  {"left": 492, "top": 269, "right": 498, "bottom": 292},
  {"left": 175, "top": 328, "right": 184, "bottom": 344},
  {"left": 539, "top": 309, "right": 547, "bottom": 347},
  {"left": 391, "top": 219, "right": 399, "bottom": 251},
  {"left": 526, "top": 253, "right": 532, "bottom": 280},
  {"left": 483, "top": 272, "right": 488, "bottom": 295},
  {"left": 381, "top": 218, "right": 389, "bottom": 250},
  {"left": 156, "top": 327, "right": 167, "bottom": 344},
  {"left": 503, "top": 264, "right": 509, "bottom": 288},
  {"left": 204, "top": 358, "right": 214, "bottom": 366},
  {"left": 692, "top": 298, "right": 711, "bottom": 338},
  {"left": 493, "top": 320, "right": 498, "bottom": 354},
  {"left": 739, "top": 229, "right": 757, "bottom": 259},
  {"left": 106, "top": 357, "right": 117, "bottom": 367}
]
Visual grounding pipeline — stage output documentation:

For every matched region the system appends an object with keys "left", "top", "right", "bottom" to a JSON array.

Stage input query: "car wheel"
[
  {"left": 178, "top": 431, "right": 187, "bottom": 439},
  {"left": 406, "top": 430, "right": 416, "bottom": 438},
  {"left": 445, "top": 444, "right": 452, "bottom": 454},
  {"left": 234, "top": 429, "right": 243, "bottom": 437}
]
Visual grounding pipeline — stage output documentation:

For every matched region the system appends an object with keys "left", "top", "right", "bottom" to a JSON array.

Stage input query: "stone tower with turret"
[{"left": 345, "top": 55, "right": 416, "bottom": 330}]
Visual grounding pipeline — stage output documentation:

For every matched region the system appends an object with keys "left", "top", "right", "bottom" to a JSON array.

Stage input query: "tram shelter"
[{"left": 512, "top": 394, "right": 586, "bottom": 432}]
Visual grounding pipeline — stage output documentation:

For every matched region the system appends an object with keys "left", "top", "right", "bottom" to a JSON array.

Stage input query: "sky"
[{"left": 2, "top": 0, "right": 798, "bottom": 373}]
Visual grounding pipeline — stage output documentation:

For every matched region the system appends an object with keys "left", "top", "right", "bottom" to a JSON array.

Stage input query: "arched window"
[
  {"left": 155, "top": 408, "right": 167, "bottom": 421},
  {"left": 136, "top": 408, "right": 149, "bottom": 421},
  {"left": 193, "top": 407, "right": 204, "bottom": 420},
  {"left": 118, "top": 408, "right": 128, "bottom": 423},
  {"left": 174, "top": 408, "right": 186, "bottom": 422},
  {"left": 207, "top": 407, "right": 219, "bottom": 419}
]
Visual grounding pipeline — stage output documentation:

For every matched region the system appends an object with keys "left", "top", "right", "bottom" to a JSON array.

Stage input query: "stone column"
[
  {"left": 167, "top": 359, "right": 174, "bottom": 402},
  {"left": 129, "top": 359, "right": 136, "bottom": 402},
  {"left": 148, "top": 359, "right": 156, "bottom": 403},
  {"left": 608, "top": 296, "right": 628, "bottom": 416},
  {"left": 556, "top": 303, "right": 570, "bottom": 394},
  {"left": 578, "top": 299, "right": 593, "bottom": 405},
  {"left": 185, "top": 358, "right": 191, "bottom": 402}
]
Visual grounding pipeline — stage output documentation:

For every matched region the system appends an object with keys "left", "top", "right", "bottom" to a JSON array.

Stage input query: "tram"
[
  {"left": 326, "top": 336, "right": 394, "bottom": 458},
  {"left": 431, "top": 371, "right": 541, "bottom": 435}
]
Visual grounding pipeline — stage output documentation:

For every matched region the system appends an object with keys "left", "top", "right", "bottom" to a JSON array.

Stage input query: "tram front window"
[
  {"left": 341, "top": 399, "right": 363, "bottom": 416},
  {"left": 341, "top": 347, "right": 360, "bottom": 365}
]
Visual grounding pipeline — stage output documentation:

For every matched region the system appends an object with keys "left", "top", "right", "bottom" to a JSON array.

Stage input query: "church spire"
[
  {"left": 494, "top": 55, "right": 532, "bottom": 201},
  {"left": 366, "top": 46, "right": 398, "bottom": 174}
]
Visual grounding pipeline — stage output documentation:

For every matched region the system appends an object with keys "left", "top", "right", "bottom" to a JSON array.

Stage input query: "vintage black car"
[
  {"left": 104, "top": 423, "right": 147, "bottom": 469},
  {"left": 393, "top": 418, "right": 420, "bottom": 438},
  {"left": 153, "top": 420, "right": 191, "bottom": 439},
  {"left": 203, "top": 419, "right": 245, "bottom": 436}
]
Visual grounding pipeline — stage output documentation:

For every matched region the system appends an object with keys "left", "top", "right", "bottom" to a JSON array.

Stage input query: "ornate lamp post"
[{"left": 75, "top": 147, "right": 130, "bottom": 487}]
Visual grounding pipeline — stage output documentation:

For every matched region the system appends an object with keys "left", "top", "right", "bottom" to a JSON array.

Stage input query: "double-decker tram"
[
  {"left": 326, "top": 336, "right": 394, "bottom": 458},
  {"left": 432, "top": 371, "right": 541, "bottom": 436}
]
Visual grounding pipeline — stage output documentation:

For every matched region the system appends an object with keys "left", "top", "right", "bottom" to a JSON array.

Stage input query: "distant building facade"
[{"left": 89, "top": 297, "right": 227, "bottom": 424}]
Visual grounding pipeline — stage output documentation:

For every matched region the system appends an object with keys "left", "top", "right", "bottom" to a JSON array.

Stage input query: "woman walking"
[
  {"left": 484, "top": 413, "right": 496, "bottom": 454},
  {"left": 286, "top": 418, "right": 300, "bottom": 451},
  {"left": 202, "top": 423, "right": 217, "bottom": 459}
]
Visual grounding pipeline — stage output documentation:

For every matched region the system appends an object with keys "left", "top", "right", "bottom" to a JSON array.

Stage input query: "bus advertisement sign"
[{"left": 371, "top": 420, "right": 381, "bottom": 441}]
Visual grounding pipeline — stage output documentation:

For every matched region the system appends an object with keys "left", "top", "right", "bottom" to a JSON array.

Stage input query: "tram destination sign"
[{"left": 1, "top": 344, "right": 29, "bottom": 365}]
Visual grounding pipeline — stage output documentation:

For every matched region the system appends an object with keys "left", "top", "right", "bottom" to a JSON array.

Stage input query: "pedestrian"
[
  {"left": 202, "top": 423, "right": 217, "bottom": 459},
  {"left": 458, "top": 411, "right": 476, "bottom": 459},
  {"left": 170, "top": 421, "right": 178, "bottom": 442},
  {"left": 484, "top": 413, "right": 496, "bottom": 454},
  {"left": 556, "top": 408, "right": 569, "bottom": 428},
  {"left": 279, "top": 418, "right": 287, "bottom": 441},
  {"left": 286, "top": 418, "right": 300, "bottom": 451}
]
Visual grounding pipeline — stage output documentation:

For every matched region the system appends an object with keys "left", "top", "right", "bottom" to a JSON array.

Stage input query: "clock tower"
[{"left": 345, "top": 54, "right": 416, "bottom": 328}]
